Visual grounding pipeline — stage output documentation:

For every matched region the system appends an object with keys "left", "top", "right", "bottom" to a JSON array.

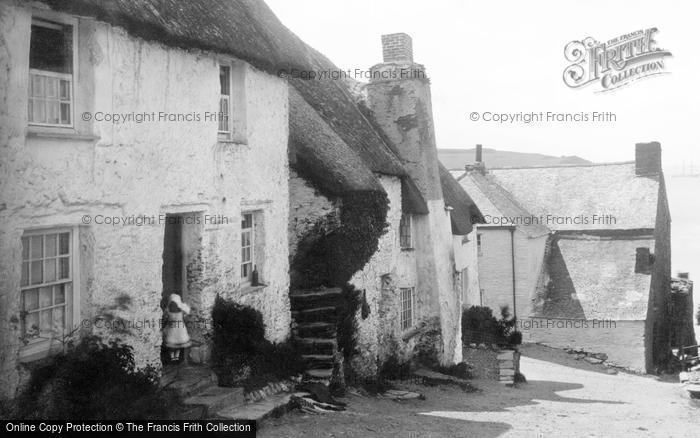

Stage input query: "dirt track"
[{"left": 261, "top": 344, "right": 699, "bottom": 437}]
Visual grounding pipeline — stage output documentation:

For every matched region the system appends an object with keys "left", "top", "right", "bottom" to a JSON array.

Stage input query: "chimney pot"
[
  {"left": 635, "top": 142, "right": 662, "bottom": 176},
  {"left": 381, "top": 33, "right": 413, "bottom": 63},
  {"left": 475, "top": 144, "right": 483, "bottom": 163}
]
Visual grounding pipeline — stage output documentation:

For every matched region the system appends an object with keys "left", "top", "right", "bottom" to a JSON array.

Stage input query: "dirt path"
[{"left": 261, "top": 345, "right": 699, "bottom": 437}]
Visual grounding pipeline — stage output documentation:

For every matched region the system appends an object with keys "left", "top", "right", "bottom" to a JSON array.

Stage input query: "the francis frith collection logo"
[{"left": 563, "top": 28, "right": 672, "bottom": 92}]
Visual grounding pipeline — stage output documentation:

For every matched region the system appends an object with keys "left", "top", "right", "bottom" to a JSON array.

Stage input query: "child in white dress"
[{"left": 163, "top": 294, "right": 191, "bottom": 362}]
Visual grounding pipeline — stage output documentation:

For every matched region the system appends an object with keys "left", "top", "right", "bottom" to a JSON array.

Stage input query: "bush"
[
  {"left": 13, "top": 336, "right": 175, "bottom": 420},
  {"left": 461, "top": 305, "right": 521, "bottom": 347},
  {"left": 211, "top": 295, "right": 304, "bottom": 391}
]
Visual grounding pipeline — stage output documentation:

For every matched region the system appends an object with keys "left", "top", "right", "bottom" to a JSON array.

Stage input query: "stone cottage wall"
[{"left": 0, "top": 4, "right": 290, "bottom": 397}]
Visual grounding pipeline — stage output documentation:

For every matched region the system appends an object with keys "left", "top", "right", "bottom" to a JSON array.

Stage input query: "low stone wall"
[{"left": 463, "top": 346, "right": 520, "bottom": 384}]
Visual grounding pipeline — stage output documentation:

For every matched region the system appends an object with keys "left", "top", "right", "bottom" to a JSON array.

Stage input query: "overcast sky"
[{"left": 266, "top": 0, "right": 699, "bottom": 172}]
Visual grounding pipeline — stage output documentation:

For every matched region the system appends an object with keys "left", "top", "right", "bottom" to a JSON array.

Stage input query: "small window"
[
  {"left": 219, "top": 65, "right": 231, "bottom": 134},
  {"left": 635, "top": 247, "right": 653, "bottom": 274},
  {"left": 241, "top": 213, "right": 254, "bottom": 282},
  {"left": 400, "top": 287, "right": 415, "bottom": 330},
  {"left": 399, "top": 214, "right": 413, "bottom": 249},
  {"left": 461, "top": 268, "right": 469, "bottom": 303},
  {"left": 20, "top": 229, "right": 75, "bottom": 346},
  {"left": 28, "top": 19, "right": 73, "bottom": 126},
  {"left": 477, "top": 234, "right": 483, "bottom": 256}
]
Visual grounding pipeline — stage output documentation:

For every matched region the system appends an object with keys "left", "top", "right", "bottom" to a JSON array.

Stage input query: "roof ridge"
[{"left": 489, "top": 161, "right": 635, "bottom": 170}]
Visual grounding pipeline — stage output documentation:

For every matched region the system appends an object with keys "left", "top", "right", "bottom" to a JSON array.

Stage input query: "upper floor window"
[
  {"left": 477, "top": 233, "right": 483, "bottom": 256},
  {"left": 399, "top": 214, "right": 413, "bottom": 249},
  {"left": 29, "top": 19, "right": 74, "bottom": 127},
  {"left": 219, "top": 65, "right": 231, "bottom": 134}
]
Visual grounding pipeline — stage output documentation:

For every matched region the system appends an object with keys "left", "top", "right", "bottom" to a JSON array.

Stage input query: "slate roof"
[
  {"left": 454, "top": 170, "right": 550, "bottom": 237},
  {"left": 489, "top": 163, "right": 660, "bottom": 231}
]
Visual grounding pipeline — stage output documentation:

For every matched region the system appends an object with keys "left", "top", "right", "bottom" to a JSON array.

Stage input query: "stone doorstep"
[
  {"left": 163, "top": 369, "right": 218, "bottom": 398},
  {"left": 498, "top": 359, "right": 514, "bottom": 368},
  {"left": 497, "top": 351, "right": 516, "bottom": 361},
  {"left": 182, "top": 387, "right": 245, "bottom": 417},
  {"left": 216, "top": 392, "right": 311, "bottom": 423},
  {"left": 499, "top": 369, "right": 515, "bottom": 377}
]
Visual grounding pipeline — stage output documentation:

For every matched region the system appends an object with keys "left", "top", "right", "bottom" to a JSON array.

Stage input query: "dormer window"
[
  {"left": 399, "top": 214, "right": 413, "bottom": 249},
  {"left": 28, "top": 19, "right": 73, "bottom": 127},
  {"left": 218, "top": 65, "right": 231, "bottom": 134}
]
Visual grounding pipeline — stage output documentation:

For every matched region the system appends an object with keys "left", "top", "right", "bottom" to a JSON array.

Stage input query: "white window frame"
[
  {"left": 241, "top": 212, "right": 255, "bottom": 284},
  {"left": 400, "top": 287, "right": 415, "bottom": 331},
  {"left": 19, "top": 227, "right": 81, "bottom": 360},
  {"left": 218, "top": 65, "right": 231, "bottom": 135},
  {"left": 399, "top": 213, "right": 413, "bottom": 249},
  {"left": 27, "top": 14, "right": 78, "bottom": 129}
]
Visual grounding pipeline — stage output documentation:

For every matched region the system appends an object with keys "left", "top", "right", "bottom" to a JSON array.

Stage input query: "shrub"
[
  {"left": 13, "top": 336, "right": 175, "bottom": 420},
  {"left": 211, "top": 295, "right": 304, "bottom": 391},
  {"left": 461, "top": 305, "right": 522, "bottom": 347}
]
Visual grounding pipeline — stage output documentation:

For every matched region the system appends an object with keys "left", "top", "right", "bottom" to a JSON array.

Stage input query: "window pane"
[
  {"left": 30, "top": 22, "right": 73, "bottom": 74},
  {"left": 54, "top": 284, "right": 65, "bottom": 304},
  {"left": 32, "top": 98, "right": 46, "bottom": 123},
  {"left": 24, "top": 289, "right": 39, "bottom": 311},
  {"left": 59, "top": 79, "right": 70, "bottom": 100},
  {"left": 31, "top": 235, "right": 43, "bottom": 259},
  {"left": 46, "top": 77, "right": 57, "bottom": 98},
  {"left": 58, "top": 232, "right": 70, "bottom": 254},
  {"left": 32, "top": 74, "right": 44, "bottom": 97},
  {"left": 44, "top": 258, "right": 56, "bottom": 282},
  {"left": 47, "top": 100, "right": 59, "bottom": 124},
  {"left": 219, "top": 66, "right": 230, "bottom": 95},
  {"left": 58, "top": 257, "right": 70, "bottom": 279},
  {"left": 45, "top": 234, "right": 57, "bottom": 257},
  {"left": 30, "top": 260, "right": 43, "bottom": 284},
  {"left": 22, "top": 237, "right": 30, "bottom": 260},
  {"left": 21, "top": 262, "right": 29, "bottom": 287},
  {"left": 53, "top": 306, "right": 65, "bottom": 333},
  {"left": 24, "top": 312, "right": 39, "bottom": 338},
  {"left": 40, "top": 309, "right": 52, "bottom": 332},
  {"left": 39, "top": 286, "right": 52, "bottom": 308},
  {"left": 60, "top": 103, "right": 71, "bottom": 124}
]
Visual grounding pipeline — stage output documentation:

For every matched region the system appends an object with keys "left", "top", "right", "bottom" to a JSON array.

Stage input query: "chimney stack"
[
  {"left": 381, "top": 33, "right": 413, "bottom": 63},
  {"left": 475, "top": 144, "right": 483, "bottom": 163},
  {"left": 635, "top": 142, "right": 662, "bottom": 176}
]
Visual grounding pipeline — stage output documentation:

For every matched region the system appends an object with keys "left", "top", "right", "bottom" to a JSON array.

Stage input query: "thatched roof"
[
  {"left": 439, "top": 163, "right": 483, "bottom": 235},
  {"left": 490, "top": 163, "right": 660, "bottom": 230},
  {"left": 288, "top": 88, "right": 382, "bottom": 195},
  {"left": 38, "top": 0, "right": 312, "bottom": 76}
]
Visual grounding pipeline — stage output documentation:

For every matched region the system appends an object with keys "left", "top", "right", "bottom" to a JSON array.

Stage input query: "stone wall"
[{"left": 0, "top": 4, "right": 290, "bottom": 397}]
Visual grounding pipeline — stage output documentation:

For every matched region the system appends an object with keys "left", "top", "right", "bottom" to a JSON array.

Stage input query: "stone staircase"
[{"left": 290, "top": 287, "right": 342, "bottom": 381}]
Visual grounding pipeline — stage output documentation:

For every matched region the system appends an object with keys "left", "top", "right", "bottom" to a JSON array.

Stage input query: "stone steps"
[
  {"left": 301, "top": 354, "right": 334, "bottom": 369},
  {"left": 296, "top": 337, "right": 337, "bottom": 356},
  {"left": 289, "top": 287, "right": 343, "bottom": 311},
  {"left": 293, "top": 322, "right": 337, "bottom": 338},
  {"left": 291, "top": 306, "right": 337, "bottom": 324},
  {"left": 182, "top": 386, "right": 245, "bottom": 418},
  {"left": 216, "top": 392, "right": 311, "bottom": 424}
]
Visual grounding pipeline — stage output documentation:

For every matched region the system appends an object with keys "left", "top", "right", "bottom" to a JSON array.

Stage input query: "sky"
[{"left": 266, "top": 0, "right": 700, "bottom": 173}]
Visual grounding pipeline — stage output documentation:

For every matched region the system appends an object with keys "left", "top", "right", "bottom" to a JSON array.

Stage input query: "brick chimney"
[
  {"left": 365, "top": 33, "right": 440, "bottom": 201},
  {"left": 475, "top": 144, "right": 483, "bottom": 163},
  {"left": 381, "top": 33, "right": 413, "bottom": 62},
  {"left": 635, "top": 142, "right": 662, "bottom": 176}
]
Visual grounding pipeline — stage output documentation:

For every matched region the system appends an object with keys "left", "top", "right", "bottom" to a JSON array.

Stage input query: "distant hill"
[{"left": 439, "top": 148, "right": 592, "bottom": 170}]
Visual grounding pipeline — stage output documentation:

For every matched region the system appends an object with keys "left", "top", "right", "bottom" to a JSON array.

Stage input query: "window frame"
[
  {"left": 399, "top": 213, "right": 413, "bottom": 249},
  {"left": 27, "top": 14, "right": 78, "bottom": 129},
  {"left": 218, "top": 65, "right": 231, "bottom": 135},
  {"left": 400, "top": 287, "right": 415, "bottom": 331},
  {"left": 240, "top": 212, "right": 255, "bottom": 284},
  {"left": 476, "top": 233, "right": 483, "bottom": 256},
  {"left": 19, "top": 226, "right": 81, "bottom": 360}
]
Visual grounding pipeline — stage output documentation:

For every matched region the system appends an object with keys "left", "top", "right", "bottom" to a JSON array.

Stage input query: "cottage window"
[
  {"left": 28, "top": 19, "right": 74, "bottom": 127},
  {"left": 241, "top": 213, "right": 255, "bottom": 282},
  {"left": 400, "top": 287, "right": 415, "bottom": 330},
  {"left": 399, "top": 214, "right": 413, "bottom": 249},
  {"left": 219, "top": 65, "right": 231, "bottom": 134},
  {"left": 20, "top": 228, "right": 79, "bottom": 357},
  {"left": 477, "top": 233, "right": 483, "bottom": 256}
]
